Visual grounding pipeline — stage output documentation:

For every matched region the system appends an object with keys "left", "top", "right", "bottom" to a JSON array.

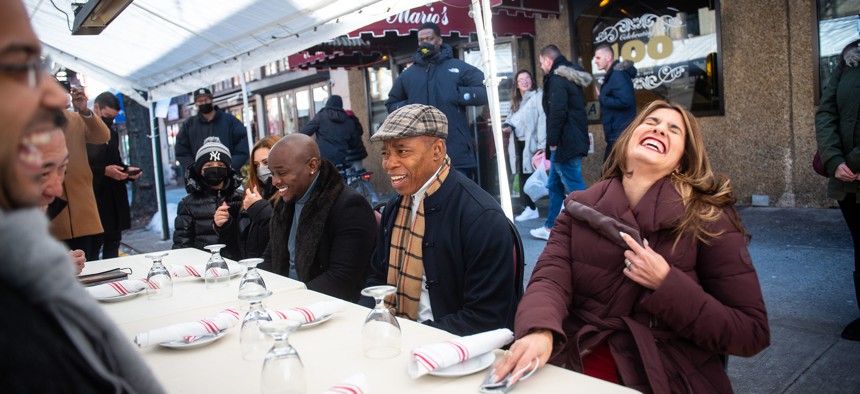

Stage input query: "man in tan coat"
[{"left": 50, "top": 86, "right": 110, "bottom": 261}]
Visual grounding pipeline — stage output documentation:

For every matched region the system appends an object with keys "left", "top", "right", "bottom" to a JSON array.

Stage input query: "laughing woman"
[{"left": 494, "top": 100, "right": 770, "bottom": 393}]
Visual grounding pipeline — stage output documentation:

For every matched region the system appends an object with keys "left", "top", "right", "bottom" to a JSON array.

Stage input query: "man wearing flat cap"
[
  {"left": 175, "top": 87, "right": 248, "bottom": 175},
  {"left": 364, "top": 104, "right": 517, "bottom": 336}
]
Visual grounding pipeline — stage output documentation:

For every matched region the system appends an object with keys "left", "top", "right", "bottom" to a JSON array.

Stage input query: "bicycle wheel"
[{"left": 351, "top": 179, "right": 379, "bottom": 206}]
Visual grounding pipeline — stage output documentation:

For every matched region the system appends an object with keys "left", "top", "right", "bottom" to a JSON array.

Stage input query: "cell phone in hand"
[{"left": 126, "top": 168, "right": 142, "bottom": 176}]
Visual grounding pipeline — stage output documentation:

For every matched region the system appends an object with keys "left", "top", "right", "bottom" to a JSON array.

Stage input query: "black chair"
[{"left": 508, "top": 218, "right": 525, "bottom": 301}]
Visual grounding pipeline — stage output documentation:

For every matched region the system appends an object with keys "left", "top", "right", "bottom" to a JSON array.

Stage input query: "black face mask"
[
  {"left": 418, "top": 42, "right": 436, "bottom": 59},
  {"left": 202, "top": 167, "right": 228, "bottom": 186},
  {"left": 198, "top": 103, "right": 214, "bottom": 114},
  {"left": 101, "top": 116, "right": 115, "bottom": 126}
]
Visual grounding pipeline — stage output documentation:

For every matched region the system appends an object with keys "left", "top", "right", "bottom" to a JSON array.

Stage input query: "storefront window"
[
  {"left": 296, "top": 90, "right": 311, "bottom": 130},
  {"left": 817, "top": 0, "right": 860, "bottom": 99},
  {"left": 576, "top": 0, "right": 723, "bottom": 115},
  {"left": 367, "top": 67, "right": 393, "bottom": 136},
  {"left": 266, "top": 96, "right": 283, "bottom": 135},
  {"left": 313, "top": 85, "right": 330, "bottom": 115}
]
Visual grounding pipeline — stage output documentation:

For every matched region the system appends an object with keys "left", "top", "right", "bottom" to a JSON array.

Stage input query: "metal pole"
[
  {"left": 239, "top": 69, "right": 254, "bottom": 155},
  {"left": 471, "top": 0, "right": 512, "bottom": 220},
  {"left": 148, "top": 95, "right": 169, "bottom": 240}
]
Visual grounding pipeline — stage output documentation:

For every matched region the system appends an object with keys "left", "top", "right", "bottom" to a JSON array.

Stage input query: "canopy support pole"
[
  {"left": 148, "top": 94, "right": 169, "bottom": 240},
  {"left": 471, "top": 0, "right": 512, "bottom": 220},
  {"left": 239, "top": 69, "right": 254, "bottom": 156}
]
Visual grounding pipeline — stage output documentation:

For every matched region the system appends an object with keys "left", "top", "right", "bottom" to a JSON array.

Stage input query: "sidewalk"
[{"left": 122, "top": 205, "right": 860, "bottom": 393}]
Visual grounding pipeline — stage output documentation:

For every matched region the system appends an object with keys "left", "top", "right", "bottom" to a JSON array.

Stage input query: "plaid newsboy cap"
[{"left": 370, "top": 104, "right": 448, "bottom": 142}]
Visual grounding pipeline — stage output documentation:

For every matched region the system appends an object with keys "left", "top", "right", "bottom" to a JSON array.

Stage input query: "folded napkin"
[
  {"left": 86, "top": 278, "right": 152, "bottom": 299},
  {"left": 134, "top": 308, "right": 240, "bottom": 347},
  {"left": 271, "top": 300, "right": 344, "bottom": 324},
  {"left": 168, "top": 263, "right": 243, "bottom": 278},
  {"left": 321, "top": 373, "right": 369, "bottom": 394},
  {"left": 409, "top": 328, "right": 514, "bottom": 378}
]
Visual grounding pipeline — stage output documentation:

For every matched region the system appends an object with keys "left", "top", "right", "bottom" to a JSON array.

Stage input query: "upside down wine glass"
[
  {"left": 361, "top": 285, "right": 401, "bottom": 359},
  {"left": 260, "top": 320, "right": 305, "bottom": 394},
  {"left": 144, "top": 252, "right": 172, "bottom": 299},
  {"left": 239, "top": 258, "right": 274, "bottom": 361},
  {"left": 204, "top": 244, "right": 230, "bottom": 289}
]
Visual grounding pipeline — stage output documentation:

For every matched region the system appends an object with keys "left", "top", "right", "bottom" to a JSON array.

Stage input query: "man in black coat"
[
  {"left": 385, "top": 22, "right": 488, "bottom": 180},
  {"left": 300, "top": 95, "right": 358, "bottom": 165},
  {"left": 530, "top": 45, "right": 592, "bottom": 241},
  {"left": 87, "top": 92, "right": 141, "bottom": 259},
  {"left": 594, "top": 44, "right": 637, "bottom": 161},
  {"left": 261, "top": 134, "right": 376, "bottom": 302},
  {"left": 175, "top": 88, "right": 248, "bottom": 174}
]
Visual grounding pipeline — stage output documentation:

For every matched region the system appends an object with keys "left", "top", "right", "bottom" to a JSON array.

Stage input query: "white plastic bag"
[{"left": 523, "top": 168, "right": 549, "bottom": 202}]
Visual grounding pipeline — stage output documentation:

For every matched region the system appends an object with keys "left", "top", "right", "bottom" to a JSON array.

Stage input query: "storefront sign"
[{"left": 346, "top": 4, "right": 535, "bottom": 38}]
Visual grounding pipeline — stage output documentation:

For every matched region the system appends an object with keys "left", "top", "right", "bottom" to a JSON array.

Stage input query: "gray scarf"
[{"left": 0, "top": 208, "right": 164, "bottom": 393}]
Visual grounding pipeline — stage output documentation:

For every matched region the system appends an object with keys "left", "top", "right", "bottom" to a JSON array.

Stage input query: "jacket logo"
[
  {"left": 210, "top": 151, "right": 221, "bottom": 161},
  {"left": 448, "top": 68, "right": 460, "bottom": 73}
]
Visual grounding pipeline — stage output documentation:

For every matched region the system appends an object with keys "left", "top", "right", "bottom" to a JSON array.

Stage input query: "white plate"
[
  {"left": 159, "top": 330, "right": 227, "bottom": 349},
  {"left": 299, "top": 314, "right": 333, "bottom": 329},
  {"left": 97, "top": 289, "right": 145, "bottom": 303},
  {"left": 430, "top": 352, "right": 496, "bottom": 377}
]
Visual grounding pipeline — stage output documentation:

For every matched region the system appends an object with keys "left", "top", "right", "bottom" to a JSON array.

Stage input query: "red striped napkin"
[
  {"left": 408, "top": 329, "right": 513, "bottom": 378},
  {"left": 86, "top": 279, "right": 153, "bottom": 299},
  {"left": 321, "top": 373, "right": 368, "bottom": 394},
  {"left": 133, "top": 308, "right": 241, "bottom": 347},
  {"left": 270, "top": 300, "right": 343, "bottom": 324},
  {"left": 168, "top": 263, "right": 243, "bottom": 278}
]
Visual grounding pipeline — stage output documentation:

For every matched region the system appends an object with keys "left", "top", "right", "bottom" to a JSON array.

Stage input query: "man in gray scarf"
[{"left": 0, "top": 1, "right": 164, "bottom": 392}]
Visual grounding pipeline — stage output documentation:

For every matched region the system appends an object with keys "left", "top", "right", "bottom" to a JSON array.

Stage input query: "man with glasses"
[
  {"left": 0, "top": 1, "right": 164, "bottom": 391},
  {"left": 175, "top": 87, "right": 248, "bottom": 175}
]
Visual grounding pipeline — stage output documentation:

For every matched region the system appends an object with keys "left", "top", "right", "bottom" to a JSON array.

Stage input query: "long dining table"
[{"left": 82, "top": 248, "right": 638, "bottom": 393}]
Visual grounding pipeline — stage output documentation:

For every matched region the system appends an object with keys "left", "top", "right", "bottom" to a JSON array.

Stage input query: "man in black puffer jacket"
[
  {"left": 385, "top": 22, "right": 488, "bottom": 180},
  {"left": 173, "top": 137, "right": 243, "bottom": 259},
  {"left": 300, "top": 95, "right": 357, "bottom": 166}
]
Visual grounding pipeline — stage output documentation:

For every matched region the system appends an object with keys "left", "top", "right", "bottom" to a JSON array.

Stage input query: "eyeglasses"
[{"left": 0, "top": 55, "right": 51, "bottom": 89}]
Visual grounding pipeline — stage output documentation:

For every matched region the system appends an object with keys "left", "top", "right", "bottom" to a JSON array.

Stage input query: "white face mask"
[{"left": 256, "top": 165, "right": 272, "bottom": 183}]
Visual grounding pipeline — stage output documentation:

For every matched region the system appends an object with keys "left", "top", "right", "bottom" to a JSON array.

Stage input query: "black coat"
[
  {"left": 542, "top": 55, "right": 592, "bottom": 163},
  {"left": 87, "top": 126, "right": 131, "bottom": 234},
  {"left": 385, "top": 44, "right": 488, "bottom": 169},
  {"left": 239, "top": 199, "right": 273, "bottom": 259},
  {"left": 172, "top": 166, "right": 243, "bottom": 259},
  {"left": 175, "top": 109, "right": 249, "bottom": 173},
  {"left": 300, "top": 107, "right": 356, "bottom": 165},
  {"left": 599, "top": 60, "right": 638, "bottom": 143},
  {"left": 365, "top": 170, "right": 518, "bottom": 336},
  {"left": 262, "top": 160, "right": 376, "bottom": 302}
]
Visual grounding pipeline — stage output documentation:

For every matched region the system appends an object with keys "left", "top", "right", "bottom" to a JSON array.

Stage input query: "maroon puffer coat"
[{"left": 516, "top": 177, "right": 769, "bottom": 393}]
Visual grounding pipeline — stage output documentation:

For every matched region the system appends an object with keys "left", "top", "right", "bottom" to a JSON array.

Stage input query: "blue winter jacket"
[
  {"left": 385, "top": 44, "right": 488, "bottom": 169},
  {"left": 542, "top": 55, "right": 592, "bottom": 163},
  {"left": 599, "top": 60, "right": 637, "bottom": 143}
]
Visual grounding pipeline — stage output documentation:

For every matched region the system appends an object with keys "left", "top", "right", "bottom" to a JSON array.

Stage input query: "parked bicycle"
[{"left": 336, "top": 163, "right": 379, "bottom": 207}]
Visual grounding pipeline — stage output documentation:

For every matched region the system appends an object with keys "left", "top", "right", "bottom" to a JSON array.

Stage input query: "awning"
[
  {"left": 345, "top": 3, "right": 539, "bottom": 39},
  {"left": 25, "top": 0, "right": 433, "bottom": 102},
  {"left": 494, "top": 0, "right": 562, "bottom": 18},
  {"left": 288, "top": 36, "right": 393, "bottom": 69}
]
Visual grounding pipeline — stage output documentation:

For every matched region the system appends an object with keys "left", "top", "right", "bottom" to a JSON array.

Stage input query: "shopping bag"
[{"left": 523, "top": 168, "right": 549, "bottom": 201}]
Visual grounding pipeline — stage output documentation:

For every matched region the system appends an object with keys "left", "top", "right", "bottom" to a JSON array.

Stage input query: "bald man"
[{"left": 261, "top": 134, "right": 376, "bottom": 302}]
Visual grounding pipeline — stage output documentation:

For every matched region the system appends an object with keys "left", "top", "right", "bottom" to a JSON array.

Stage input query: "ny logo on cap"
[
  {"left": 210, "top": 151, "right": 221, "bottom": 161},
  {"left": 198, "top": 89, "right": 206, "bottom": 94}
]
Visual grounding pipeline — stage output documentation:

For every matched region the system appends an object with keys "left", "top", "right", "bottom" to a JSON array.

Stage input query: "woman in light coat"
[{"left": 504, "top": 69, "right": 547, "bottom": 222}]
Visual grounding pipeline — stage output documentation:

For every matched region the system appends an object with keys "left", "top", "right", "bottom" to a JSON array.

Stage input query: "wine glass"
[
  {"left": 361, "top": 285, "right": 401, "bottom": 359},
  {"left": 238, "top": 258, "right": 271, "bottom": 300},
  {"left": 240, "top": 290, "right": 273, "bottom": 361},
  {"left": 144, "top": 252, "right": 172, "bottom": 299},
  {"left": 260, "top": 320, "right": 305, "bottom": 394},
  {"left": 204, "top": 244, "right": 229, "bottom": 289}
]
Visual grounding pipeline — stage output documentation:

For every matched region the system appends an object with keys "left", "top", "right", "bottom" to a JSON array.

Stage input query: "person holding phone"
[{"left": 87, "top": 92, "right": 141, "bottom": 259}]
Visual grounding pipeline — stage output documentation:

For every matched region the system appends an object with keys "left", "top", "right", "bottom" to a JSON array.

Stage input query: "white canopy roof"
[{"left": 25, "top": 0, "right": 432, "bottom": 102}]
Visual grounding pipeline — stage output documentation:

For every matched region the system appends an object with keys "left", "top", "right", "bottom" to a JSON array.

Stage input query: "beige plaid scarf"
[{"left": 385, "top": 157, "right": 450, "bottom": 320}]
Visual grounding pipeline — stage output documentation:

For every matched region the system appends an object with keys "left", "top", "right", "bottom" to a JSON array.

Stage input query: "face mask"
[
  {"left": 202, "top": 166, "right": 228, "bottom": 186},
  {"left": 198, "top": 103, "right": 214, "bottom": 114},
  {"left": 101, "top": 116, "right": 115, "bottom": 126},
  {"left": 418, "top": 41, "right": 436, "bottom": 59},
  {"left": 256, "top": 165, "right": 272, "bottom": 184}
]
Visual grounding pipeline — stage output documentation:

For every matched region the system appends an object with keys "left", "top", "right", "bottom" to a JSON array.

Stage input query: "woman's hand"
[
  {"left": 213, "top": 202, "right": 230, "bottom": 227},
  {"left": 491, "top": 330, "right": 552, "bottom": 386},
  {"left": 835, "top": 163, "right": 856, "bottom": 183},
  {"left": 243, "top": 186, "right": 262, "bottom": 210},
  {"left": 620, "top": 232, "right": 671, "bottom": 290},
  {"left": 68, "top": 249, "right": 86, "bottom": 275}
]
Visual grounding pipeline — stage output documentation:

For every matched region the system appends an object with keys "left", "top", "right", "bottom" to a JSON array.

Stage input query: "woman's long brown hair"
[
  {"left": 245, "top": 135, "right": 281, "bottom": 203},
  {"left": 602, "top": 100, "right": 747, "bottom": 246}
]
